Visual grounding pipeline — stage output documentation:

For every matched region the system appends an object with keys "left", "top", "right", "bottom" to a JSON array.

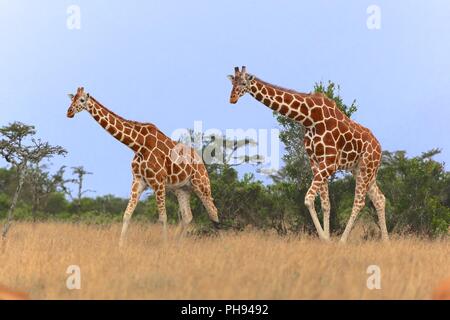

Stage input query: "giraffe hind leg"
[
  {"left": 340, "top": 167, "right": 374, "bottom": 243},
  {"left": 319, "top": 182, "right": 331, "bottom": 239},
  {"left": 368, "top": 183, "right": 389, "bottom": 241},
  {"left": 174, "top": 188, "right": 193, "bottom": 240}
]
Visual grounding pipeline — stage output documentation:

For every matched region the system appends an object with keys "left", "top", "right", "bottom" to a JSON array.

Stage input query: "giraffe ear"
[
  {"left": 227, "top": 75, "right": 234, "bottom": 82},
  {"left": 68, "top": 94, "right": 75, "bottom": 100}
]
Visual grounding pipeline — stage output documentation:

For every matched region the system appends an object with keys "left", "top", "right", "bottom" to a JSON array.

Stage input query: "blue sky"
[{"left": 1, "top": 0, "right": 449, "bottom": 197}]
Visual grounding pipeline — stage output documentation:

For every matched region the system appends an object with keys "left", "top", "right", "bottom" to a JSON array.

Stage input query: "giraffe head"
[
  {"left": 227, "top": 66, "right": 253, "bottom": 104},
  {"left": 67, "top": 87, "right": 90, "bottom": 118}
]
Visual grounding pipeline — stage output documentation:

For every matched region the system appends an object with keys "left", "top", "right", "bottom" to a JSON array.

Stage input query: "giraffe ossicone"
[
  {"left": 67, "top": 87, "right": 220, "bottom": 245},
  {"left": 228, "top": 66, "right": 389, "bottom": 243}
]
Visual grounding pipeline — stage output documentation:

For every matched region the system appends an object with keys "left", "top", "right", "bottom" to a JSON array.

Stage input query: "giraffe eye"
[{"left": 80, "top": 98, "right": 85, "bottom": 103}]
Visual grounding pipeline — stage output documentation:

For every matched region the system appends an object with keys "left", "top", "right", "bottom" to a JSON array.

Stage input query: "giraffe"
[
  {"left": 227, "top": 67, "right": 389, "bottom": 243},
  {"left": 67, "top": 87, "right": 220, "bottom": 246}
]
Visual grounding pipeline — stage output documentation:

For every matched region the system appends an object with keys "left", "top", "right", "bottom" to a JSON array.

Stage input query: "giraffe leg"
[
  {"left": 119, "top": 177, "right": 146, "bottom": 247},
  {"left": 305, "top": 176, "right": 328, "bottom": 241},
  {"left": 174, "top": 189, "right": 193, "bottom": 240},
  {"left": 305, "top": 160, "right": 337, "bottom": 241},
  {"left": 192, "top": 176, "right": 219, "bottom": 225},
  {"left": 152, "top": 184, "right": 168, "bottom": 243},
  {"left": 319, "top": 182, "right": 331, "bottom": 239},
  {"left": 368, "top": 182, "right": 389, "bottom": 242},
  {"left": 340, "top": 170, "right": 372, "bottom": 243}
]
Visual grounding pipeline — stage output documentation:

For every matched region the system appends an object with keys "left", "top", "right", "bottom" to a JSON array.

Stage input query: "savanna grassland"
[{"left": 1, "top": 222, "right": 449, "bottom": 300}]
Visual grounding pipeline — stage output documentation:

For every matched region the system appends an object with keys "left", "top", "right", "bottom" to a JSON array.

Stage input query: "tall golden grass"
[{"left": 0, "top": 222, "right": 448, "bottom": 299}]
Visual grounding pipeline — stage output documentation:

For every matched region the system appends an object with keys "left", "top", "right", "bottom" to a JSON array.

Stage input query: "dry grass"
[{"left": 0, "top": 222, "right": 448, "bottom": 300}]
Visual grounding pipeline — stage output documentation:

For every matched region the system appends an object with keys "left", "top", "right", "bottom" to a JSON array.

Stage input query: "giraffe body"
[
  {"left": 228, "top": 67, "right": 388, "bottom": 242},
  {"left": 67, "top": 87, "right": 219, "bottom": 245}
]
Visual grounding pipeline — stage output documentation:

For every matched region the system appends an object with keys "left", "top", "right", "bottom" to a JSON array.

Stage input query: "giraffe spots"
[
  {"left": 332, "top": 128, "right": 340, "bottom": 140},
  {"left": 294, "top": 113, "right": 305, "bottom": 122},
  {"left": 261, "top": 87, "right": 268, "bottom": 95},
  {"left": 291, "top": 100, "right": 301, "bottom": 110},
  {"left": 275, "top": 95, "right": 283, "bottom": 103},
  {"left": 136, "top": 134, "right": 145, "bottom": 145},
  {"left": 108, "top": 125, "right": 117, "bottom": 136},
  {"left": 338, "top": 121, "right": 348, "bottom": 133},
  {"left": 310, "top": 107, "right": 323, "bottom": 122},
  {"left": 122, "top": 134, "right": 133, "bottom": 146},
  {"left": 145, "top": 135, "right": 156, "bottom": 149},
  {"left": 323, "top": 132, "right": 334, "bottom": 145},
  {"left": 303, "top": 117, "right": 313, "bottom": 127},
  {"left": 108, "top": 114, "right": 115, "bottom": 124},
  {"left": 335, "top": 109, "right": 344, "bottom": 121},
  {"left": 326, "top": 118, "right": 338, "bottom": 130},
  {"left": 344, "top": 142, "right": 353, "bottom": 152},
  {"left": 300, "top": 103, "right": 309, "bottom": 116},
  {"left": 272, "top": 102, "right": 280, "bottom": 110},
  {"left": 306, "top": 98, "right": 314, "bottom": 108},
  {"left": 315, "top": 143, "right": 325, "bottom": 156},
  {"left": 140, "top": 126, "right": 149, "bottom": 135},
  {"left": 312, "top": 96, "right": 323, "bottom": 106},
  {"left": 266, "top": 86, "right": 275, "bottom": 96},
  {"left": 324, "top": 98, "right": 335, "bottom": 108},
  {"left": 326, "top": 146, "right": 337, "bottom": 155},
  {"left": 255, "top": 93, "right": 263, "bottom": 101},
  {"left": 337, "top": 135, "right": 346, "bottom": 149},
  {"left": 279, "top": 105, "right": 289, "bottom": 114},
  {"left": 315, "top": 122, "right": 326, "bottom": 135},
  {"left": 116, "top": 121, "right": 123, "bottom": 132},
  {"left": 263, "top": 98, "right": 271, "bottom": 106},
  {"left": 290, "top": 110, "right": 299, "bottom": 118},
  {"left": 344, "top": 131, "right": 352, "bottom": 141},
  {"left": 284, "top": 93, "right": 294, "bottom": 104}
]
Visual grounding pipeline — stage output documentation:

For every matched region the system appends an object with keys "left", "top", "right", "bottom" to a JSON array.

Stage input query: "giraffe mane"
[
  {"left": 89, "top": 96, "right": 169, "bottom": 137},
  {"left": 252, "top": 76, "right": 310, "bottom": 97},
  {"left": 253, "top": 76, "right": 338, "bottom": 106}
]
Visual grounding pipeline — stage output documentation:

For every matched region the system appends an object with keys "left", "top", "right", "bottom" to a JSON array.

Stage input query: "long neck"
[
  {"left": 248, "top": 76, "right": 322, "bottom": 127},
  {"left": 87, "top": 97, "right": 142, "bottom": 152}
]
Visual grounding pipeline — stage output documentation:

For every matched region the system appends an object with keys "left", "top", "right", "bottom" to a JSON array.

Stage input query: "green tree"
[{"left": 0, "top": 122, "right": 66, "bottom": 237}]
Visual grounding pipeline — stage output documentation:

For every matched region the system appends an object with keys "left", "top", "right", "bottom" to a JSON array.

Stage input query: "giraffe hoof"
[{"left": 212, "top": 221, "right": 222, "bottom": 230}]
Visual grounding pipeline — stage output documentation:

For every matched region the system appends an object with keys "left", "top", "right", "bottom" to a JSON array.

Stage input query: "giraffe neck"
[
  {"left": 87, "top": 97, "right": 142, "bottom": 152},
  {"left": 248, "top": 76, "right": 323, "bottom": 127}
]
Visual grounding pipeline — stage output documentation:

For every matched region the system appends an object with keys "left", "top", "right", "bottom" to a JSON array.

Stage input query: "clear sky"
[{"left": 1, "top": 0, "right": 449, "bottom": 197}]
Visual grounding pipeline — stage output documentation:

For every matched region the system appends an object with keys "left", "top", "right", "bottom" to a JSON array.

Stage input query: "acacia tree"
[
  {"left": 27, "top": 164, "right": 67, "bottom": 220},
  {"left": 0, "top": 122, "right": 66, "bottom": 237},
  {"left": 67, "top": 166, "right": 94, "bottom": 214}
]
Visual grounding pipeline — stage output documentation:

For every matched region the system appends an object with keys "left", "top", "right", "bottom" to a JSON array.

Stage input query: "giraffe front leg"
[
  {"left": 305, "top": 179, "right": 327, "bottom": 241},
  {"left": 119, "top": 177, "right": 146, "bottom": 247},
  {"left": 305, "top": 161, "right": 336, "bottom": 241},
  {"left": 319, "top": 182, "right": 331, "bottom": 239}
]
